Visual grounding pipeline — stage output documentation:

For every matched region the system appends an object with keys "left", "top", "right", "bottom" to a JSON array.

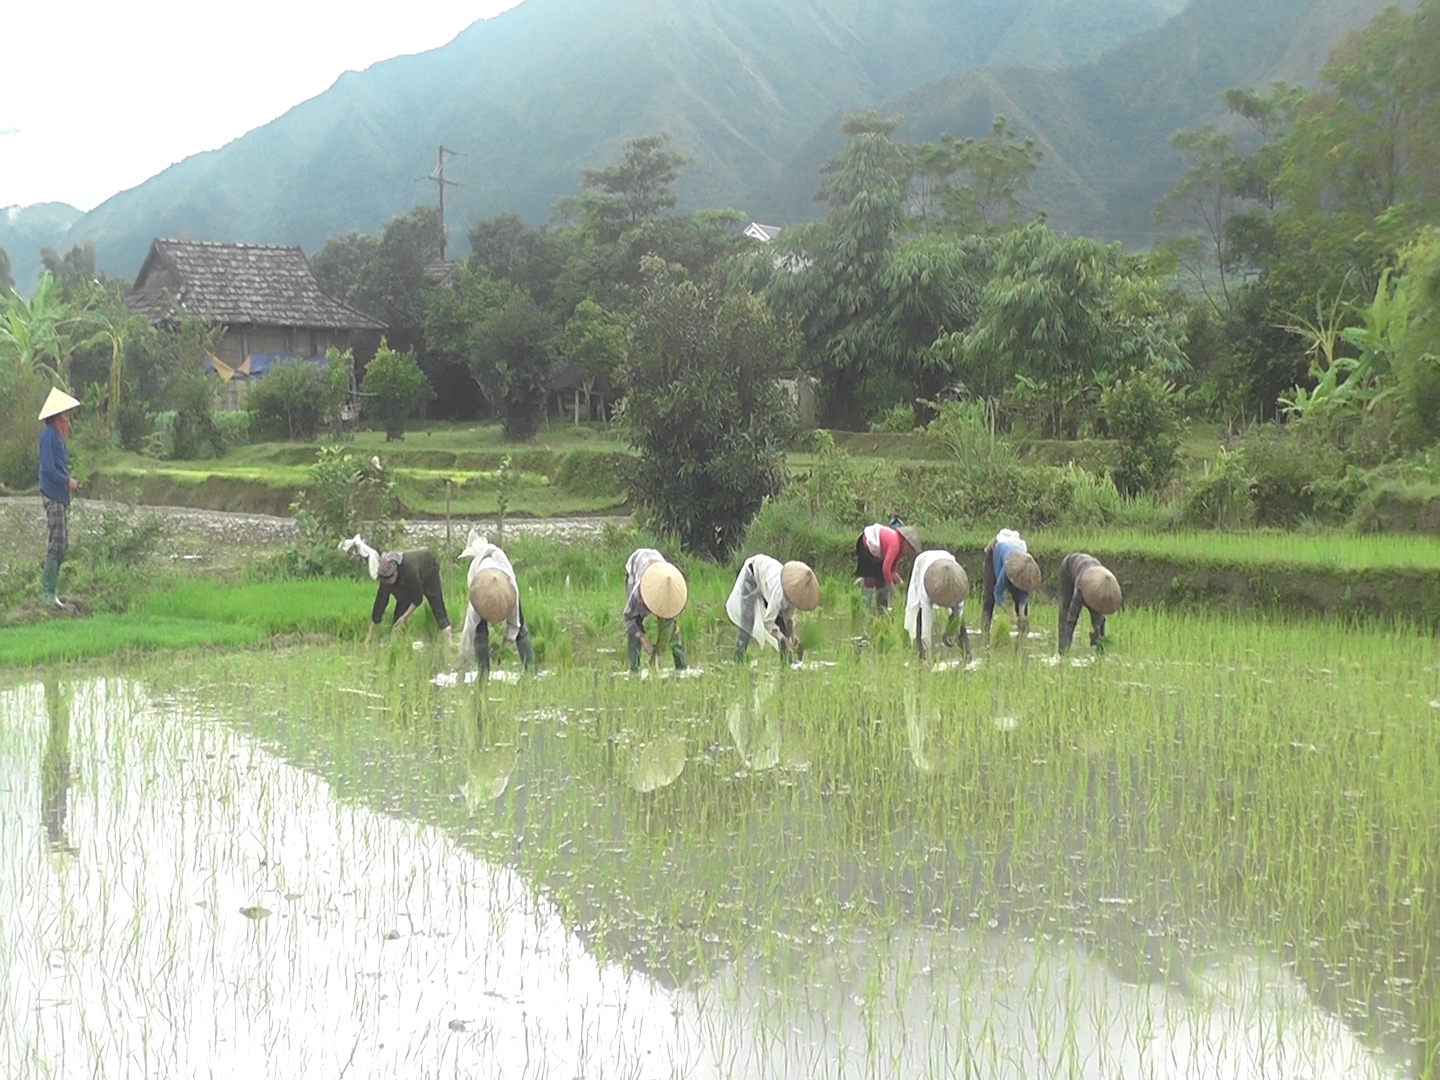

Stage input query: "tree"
[
  {"left": 311, "top": 232, "right": 380, "bottom": 303},
  {"left": 947, "top": 223, "right": 1187, "bottom": 436},
  {"left": 625, "top": 260, "right": 796, "bottom": 559},
  {"left": 471, "top": 286, "right": 557, "bottom": 441},
  {"left": 361, "top": 338, "right": 433, "bottom": 440},
  {"left": 1103, "top": 369, "right": 1182, "bottom": 495},
  {"left": 39, "top": 243, "right": 100, "bottom": 300},
  {"left": 351, "top": 206, "right": 443, "bottom": 329},
  {"left": 912, "top": 117, "right": 1040, "bottom": 235},
  {"left": 563, "top": 134, "right": 688, "bottom": 240},
  {"left": 765, "top": 112, "right": 909, "bottom": 427},
  {"left": 559, "top": 298, "right": 628, "bottom": 423}
]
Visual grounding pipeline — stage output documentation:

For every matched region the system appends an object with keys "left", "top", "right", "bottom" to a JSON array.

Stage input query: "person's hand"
[
  {"left": 892, "top": 574, "right": 904, "bottom": 588},
  {"left": 68, "top": 477, "right": 78, "bottom": 493},
  {"left": 640, "top": 637, "right": 657, "bottom": 656}
]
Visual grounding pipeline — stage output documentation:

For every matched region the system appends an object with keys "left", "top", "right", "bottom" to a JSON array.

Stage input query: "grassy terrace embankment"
[
  {"left": 79, "top": 426, "right": 633, "bottom": 518},
  {"left": 6, "top": 527, "right": 1440, "bottom": 668}
]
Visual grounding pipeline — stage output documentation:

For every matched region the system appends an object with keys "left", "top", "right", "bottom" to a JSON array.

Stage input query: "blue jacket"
[
  {"left": 992, "top": 537, "right": 1030, "bottom": 611},
  {"left": 39, "top": 424, "right": 70, "bottom": 505}
]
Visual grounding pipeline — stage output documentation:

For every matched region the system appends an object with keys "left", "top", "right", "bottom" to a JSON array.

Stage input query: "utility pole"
[{"left": 428, "top": 146, "right": 463, "bottom": 262}]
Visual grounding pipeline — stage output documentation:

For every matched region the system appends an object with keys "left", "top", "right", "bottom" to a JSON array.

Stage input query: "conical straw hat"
[
  {"left": 640, "top": 561, "right": 688, "bottom": 620},
  {"left": 897, "top": 525, "right": 921, "bottom": 553},
  {"left": 38, "top": 387, "right": 81, "bottom": 421},
  {"left": 924, "top": 559, "right": 969, "bottom": 607},
  {"left": 469, "top": 569, "right": 517, "bottom": 623},
  {"left": 1077, "top": 565, "right": 1122, "bottom": 615},
  {"left": 1004, "top": 551, "right": 1041, "bottom": 593},
  {"left": 780, "top": 561, "right": 820, "bottom": 611}
]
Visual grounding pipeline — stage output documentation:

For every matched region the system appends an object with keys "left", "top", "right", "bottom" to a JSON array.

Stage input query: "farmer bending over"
[
  {"left": 1057, "top": 552, "right": 1122, "bottom": 654},
  {"left": 981, "top": 528, "right": 1041, "bottom": 642},
  {"left": 366, "top": 548, "right": 453, "bottom": 647},
  {"left": 906, "top": 549, "right": 971, "bottom": 664},
  {"left": 853, "top": 522, "right": 920, "bottom": 612},
  {"left": 623, "top": 548, "right": 688, "bottom": 672},
  {"left": 728, "top": 555, "right": 820, "bottom": 665},
  {"left": 458, "top": 533, "right": 534, "bottom": 674}
]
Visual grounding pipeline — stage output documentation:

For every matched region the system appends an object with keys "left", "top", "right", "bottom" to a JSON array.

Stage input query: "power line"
[{"left": 418, "top": 146, "right": 464, "bottom": 262}]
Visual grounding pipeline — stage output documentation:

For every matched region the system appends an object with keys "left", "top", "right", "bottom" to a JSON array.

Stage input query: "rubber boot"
[
  {"left": 516, "top": 629, "right": 536, "bottom": 672},
  {"left": 670, "top": 639, "right": 687, "bottom": 671},
  {"left": 41, "top": 558, "right": 59, "bottom": 607},
  {"left": 627, "top": 635, "right": 643, "bottom": 673}
]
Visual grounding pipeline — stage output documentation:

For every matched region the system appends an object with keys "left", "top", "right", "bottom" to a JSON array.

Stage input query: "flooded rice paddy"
[{"left": 2, "top": 609, "right": 1436, "bottom": 1078}]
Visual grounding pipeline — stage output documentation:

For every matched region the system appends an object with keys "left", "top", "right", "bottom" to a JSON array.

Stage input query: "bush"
[
  {"left": 246, "top": 361, "right": 326, "bottom": 440},
  {"left": 868, "top": 401, "right": 916, "bottom": 433},
  {"left": 164, "top": 366, "right": 224, "bottom": 460},
  {"left": 1242, "top": 425, "right": 1345, "bottom": 527},
  {"left": 362, "top": 339, "right": 433, "bottom": 441},
  {"left": 1102, "top": 369, "right": 1180, "bottom": 495}
]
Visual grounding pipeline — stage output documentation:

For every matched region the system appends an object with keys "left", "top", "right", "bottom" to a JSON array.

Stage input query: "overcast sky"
[{"left": 0, "top": 0, "right": 523, "bottom": 212}]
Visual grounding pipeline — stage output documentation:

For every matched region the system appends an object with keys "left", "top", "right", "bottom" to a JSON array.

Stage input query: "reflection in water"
[
  {"left": 40, "top": 676, "right": 74, "bottom": 857},
  {"left": 0, "top": 659, "right": 1422, "bottom": 1080}
]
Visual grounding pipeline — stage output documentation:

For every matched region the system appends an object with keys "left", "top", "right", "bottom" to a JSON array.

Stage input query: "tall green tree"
[
  {"left": 766, "top": 112, "right": 909, "bottom": 427},
  {"left": 912, "top": 117, "right": 1040, "bottom": 235},
  {"left": 625, "top": 260, "right": 796, "bottom": 559},
  {"left": 311, "top": 232, "right": 380, "bottom": 304},
  {"left": 563, "top": 134, "right": 688, "bottom": 241},
  {"left": 351, "top": 206, "right": 443, "bottom": 329},
  {"left": 559, "top": 298, "right": 628, "bottom": 422},
  {"left": 470, "top": 286, "right": 557, "bottom": 442}
]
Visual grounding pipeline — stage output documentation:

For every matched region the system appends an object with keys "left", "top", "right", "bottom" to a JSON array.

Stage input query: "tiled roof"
[{"left": 126, "top": 239, "right": 385, "bottom": 330}]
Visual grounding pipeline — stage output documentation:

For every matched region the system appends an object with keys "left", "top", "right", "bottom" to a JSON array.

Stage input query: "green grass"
[{"left": 0, "top": 614, "right": 263, "bottom": 666}]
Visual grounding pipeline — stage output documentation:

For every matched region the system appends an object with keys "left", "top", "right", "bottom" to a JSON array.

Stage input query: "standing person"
[
  {"left": 458, "top": 531, "right": 535, "bottom": 675},
  {"left": 37, "top": 389, "right": 81, "bottom": 608},
  {"left": 623, "top": 548, "right": 688, "bottom": 672},
  {"left": 364, "top": 548, "right": 454, "bottom": 647},
  {"left": 1057, "top": 553, "right": 1122, "bottom": 654},
  {"left": 728, "top": 555, "right": 820, "bottom": 664},
  {"left": 981, "top": 528, "right": 1041, "bottom": 642},
  {"left": 905, "top": 549, "right": 971, "bottom": 664},
  {"left": 853, "top": 522, "right": 920, "bottom": 612}
]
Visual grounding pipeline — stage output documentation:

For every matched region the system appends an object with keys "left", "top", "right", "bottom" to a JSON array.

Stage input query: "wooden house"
[{"left": 126, "top": 238, "right": 385, "bottom": 409}]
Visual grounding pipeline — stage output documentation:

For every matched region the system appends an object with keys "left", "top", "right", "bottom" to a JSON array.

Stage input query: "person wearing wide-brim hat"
[
  {"left": 457, "top": 530, "right": 535, "bottom": 675},
  {"left": 906, "top": 549, "right": 972, "bottom": 663},
  {"left": 623, "top": 548, "right": 689, "bottom": 672},
  {"left": 37, "top": 388, "right": 81, "bottom": 608},
  {"left": 727, "top": 554, "right": 820, "bottom": 664},
  {"left": 853, "top": 521, "right": 920, "bottom": 612},
  {"left": 361, "top": 547, "right": 454, "bottom": 647},
  {"left": 981, "top": 528, "right": 1041, "bottom": 642},
  {"left": 1058, "top": 552, "right": 1122, "bottom": 654}
]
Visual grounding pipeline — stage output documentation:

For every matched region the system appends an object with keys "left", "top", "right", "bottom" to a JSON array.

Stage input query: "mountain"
[
  {"left": 65, "top": 0, "right": 1185, "bottom": 279},
  {"left": 759, "top": 0, "right": 1417, "bottom": 242},
  {"left": 1, "top": 203, "right": 83, "bottom": 293}
]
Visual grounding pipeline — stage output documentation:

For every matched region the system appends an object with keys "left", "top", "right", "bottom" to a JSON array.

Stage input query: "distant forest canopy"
[{"left": 46, "top": 0, "right": 1193, "bottom": 279}]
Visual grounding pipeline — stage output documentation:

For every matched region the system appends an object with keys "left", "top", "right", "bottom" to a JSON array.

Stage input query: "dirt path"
[{"left": 0, "top": 496, "right": 628, "bottom": 566}]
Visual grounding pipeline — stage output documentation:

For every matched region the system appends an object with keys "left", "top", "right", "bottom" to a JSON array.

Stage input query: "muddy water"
[{"left": 0, "top": 661, "right": 1417, "bottom": 1079}]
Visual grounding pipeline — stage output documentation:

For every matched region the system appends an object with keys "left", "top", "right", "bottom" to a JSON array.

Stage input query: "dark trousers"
[
  {"left": 1057, "top": 557, "right": 1105, "bottom": 653},
  {"left": 474, "top": 600, "right": 534, "bottom": 672}
]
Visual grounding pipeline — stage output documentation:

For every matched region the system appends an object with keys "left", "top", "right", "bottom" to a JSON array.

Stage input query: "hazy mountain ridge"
[
  {"left": 62, "top": 0, "right": 1185, "bottom": 278},
  {"left": 758, "top": 0, "right": 1416, "bottom": 240}
]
